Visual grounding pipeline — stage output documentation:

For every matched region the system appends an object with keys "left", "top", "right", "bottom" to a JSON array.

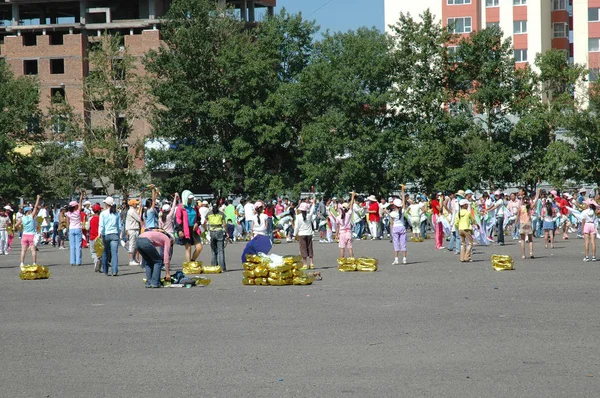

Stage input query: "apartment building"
[
  {"left": 0, "top": 0, "right": 276, "bottom": 173},
  {"left": 385, "top": 0, "right": 600, "bottom": 82}
]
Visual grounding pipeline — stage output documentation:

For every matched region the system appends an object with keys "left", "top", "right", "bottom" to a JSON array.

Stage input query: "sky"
[{"left": 275, "top": 0, "right": 384, "bottom": 35}]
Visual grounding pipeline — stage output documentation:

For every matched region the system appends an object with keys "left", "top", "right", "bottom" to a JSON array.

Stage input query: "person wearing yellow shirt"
[{"left": 455, "top": 199, "right": 478, "bottom": 262}]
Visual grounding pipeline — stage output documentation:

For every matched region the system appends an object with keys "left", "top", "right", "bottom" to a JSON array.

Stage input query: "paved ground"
[{"left": 1, "top": 234, "right": 600, "bottom": 397}]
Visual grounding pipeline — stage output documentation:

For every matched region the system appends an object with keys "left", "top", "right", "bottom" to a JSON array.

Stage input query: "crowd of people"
[{"left": 2, "top": 184, "right": 600, "bottom": 286}]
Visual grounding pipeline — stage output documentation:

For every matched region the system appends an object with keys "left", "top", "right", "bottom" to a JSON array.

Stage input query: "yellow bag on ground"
[
  {"left": 19, "top": 265, "right": 50, "bottom": 280},
  {"left": 254, "top": 264, "right": 269, "bottom": 277},
  {"left": 269, "top": 270, "right": 293, "bottom": 279},
  {"left": 243, "top": 262, "right": 257, "bottom": 270},
  {"left": 242, "top": 269, "right": 256, "bottom": 278},
  {"left": 268, "top": 277, "right": 292, "bottom": 286},
  {"left": 268, "top": 262, "right": 293, "bottom": 273},
  {"left": 337, "top": 257, "right": 355, "bottom": 266},
  {"left": 338, "top": 263, "right": 357, "bottom": 272},
  {"left": 357, "top": 263, "right": 378, "bottom": 272},
  {"left": 284, "top": 255, "right": 302, "bottom": 264},
  {"left": 242, "top": 277, "right": 256, "bottom": 285},
  {"left": 203, "top": 265, "right": 223, "bottom": 274},
  {"left": 182, "top": 261, "right": 203, "bottom": 274},
  {"left": 245, "top": 254, "right": 262, "bottom": 264},
  {"left": 188, "top": 275, "right": 212, "bottom": 286},
  {"left": 255, "top": 277, "right": 269, "bottom": 286},
  {"left": 293, "top": 276, "right": 315, "bottom": 285},
  {"left": 492, "top": 254, "right": 514, "bottom": 271},
  {"left": 94, "top": 238, "right": 104, "bottom": 258},
  {"left": 293, "top": 269, "right": 305, "bottom": 277}
]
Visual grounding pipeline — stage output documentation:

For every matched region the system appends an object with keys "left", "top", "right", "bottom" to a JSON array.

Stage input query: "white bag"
[{"left": 33, "top": 233, "right": 43, "bottom": 247}]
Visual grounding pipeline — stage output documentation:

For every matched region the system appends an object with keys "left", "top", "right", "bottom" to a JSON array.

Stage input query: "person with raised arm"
[
  {"left": 336, "top": 192, "right": 356, "bottom": 259},
  {"left": 390, "top": 185, "right": 408, "bottom": 265},
  {"left": 15, "top": 195, "right": 41, "bottom": 267},
  {"left": 66, "top": 190, "right": 85, "bottom": 266}
]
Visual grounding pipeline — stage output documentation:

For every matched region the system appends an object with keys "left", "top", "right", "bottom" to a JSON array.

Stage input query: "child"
[
  {"left": 15, "top": 195, "right": 41, "bottom": 267},
  {"left": 541, "top": 199, "right": 556, "bottom": 249},
  {"left": 226, "top": 219, "right": 235, "bottom": 244},
  {"left": 390, "top": 186, "right": 407, "bottom": 264},
  {"left": 89, "top": 203, "right": 102, "bottom": 272},
  {"left": 335, "top": 192, "right": 356, "bottom": 259}
]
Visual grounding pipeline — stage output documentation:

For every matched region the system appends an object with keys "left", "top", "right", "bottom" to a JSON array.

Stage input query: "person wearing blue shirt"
[
  {"left": 15, "top": 195, "right": 41, "bottom": 267},
  {"left": 99, "top": 196, "right": 122, "bottom": 276},
  {"left": 143, "top": 186, "right": 158, "bottom": 230}
]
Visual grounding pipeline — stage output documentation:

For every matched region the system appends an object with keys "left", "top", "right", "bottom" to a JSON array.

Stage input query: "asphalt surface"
[{"left": 1, "top": 234, "right": 600, "bottom": 398}]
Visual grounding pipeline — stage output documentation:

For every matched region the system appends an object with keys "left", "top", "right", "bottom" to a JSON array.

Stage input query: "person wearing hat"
[
  {"left": 580, "top": 199, "right": 599, "bottom": 261},
  {"left": 175, "top": 190, "right": 202, "bottom": 262},
  {"left": 159, "top": 193, "right": 179, "bottom": 237},
  {"left": 126, "top": 198, "right": 142, "bottom": 266},
  {"left": 367, "top": 195, "right": 380, "bottom": 240},
  {"left": 88, "top": 203, "right": 102, "bottom": 271},
  {"left": 390, "top": 186, "right": 408, "bottom": 264},
  {"left": 455, "top": 198, "right": 478, "bottom": 262},
  {"left": 251, "top": 201, "right": 269, "bottom": 238},
  {"left": 65, "top": 190, "right": 85, "bottom": 266},
  {"left": 294, "top": 200, "right": 316, "bottom": 269},
  {"left": 83, "top": 200, "right": 93, "bottom": 217},
  {"left": 99, "top": 196, "right": 122, "bottom": 276},
  {"left": 431, "top": 192, "right": 444, "bottom": 249},
  {"left": 14, "top": 195, "right": 41, "bottom": 267},
  {"left": 336, "top": 192, "right": 357, "bottom": 259},
  {"left": 0, "top": 206, "right": 12, "bottom": 255}
]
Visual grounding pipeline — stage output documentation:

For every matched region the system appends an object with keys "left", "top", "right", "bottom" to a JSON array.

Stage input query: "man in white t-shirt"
[
  {"left": 487, "top": 191, "right": 506, "bottom": 245},
  {"left": 38, "top": 204, "right": 50, "bottom": 244},
  {"left": 244, "top": 200, "right": 255, "bottom": 236}
]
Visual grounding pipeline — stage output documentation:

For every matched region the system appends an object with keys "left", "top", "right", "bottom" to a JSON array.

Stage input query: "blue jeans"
[
  {"left": 448, "top": 230, "right": 461, "bottom": 253},
  {"left": 353, "top": 220, "right": 364, "bottom": 239},
  {"left": 137, "top": 237, "right": 163, "bottom": 287},
  {"left": 245, "top": 220, "right": 252, "bottom": 235},
  {"left": 210, "top": 230, "right": 227, "bottom": 270},
  {"left": 496, "top": 216, "right": 505, "bottom": 244},
  {"left": 102, "top": 233, "right": 120, "bottom": 275},
  {"left": 52, "top": 222, "right": 59, "bottom": 246},
  {"left": 69, "top": 228, "right": 82, "bottom": 265}
]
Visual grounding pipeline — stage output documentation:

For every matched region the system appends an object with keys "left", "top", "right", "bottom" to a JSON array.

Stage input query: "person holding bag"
[{"left": 175, "top": 190, "right": 202, "bottom": 262}]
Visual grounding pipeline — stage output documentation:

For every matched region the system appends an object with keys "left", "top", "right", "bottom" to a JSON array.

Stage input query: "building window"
[
  {"left": 513, "top": 21, "right": 527, "bottom": 34},
  {"left": 23, "top": 60, "right": 38, "bottom": 75},
  {"left": 448, "top": 17, "right": 472, "bottom": 34},
  {"left": 49, "top": 32, "right": 64, "bottom": 45},
  {"left": 486, "top": 0, "right": 499, "bottom": 7},
  {"left": 590, "top": 68, "right": 600, "bottom": 82},
  {"left": 553, "top": 23, "right": 567, "bottom": 38},
  {"left": 447, "top": 0, "right": 471, "bottom": 4},
  {"left": 590, "top": 38, "right": 600, "bottom": 52},
  {"left": 553, "top": 0, "right": 567, "bottom": 11},
  {"left": 50, "top": 59, "right": 65, "bottom": 74},
  {"left": 448, "top": 46, "right": 463, "bottom": 62},
  {"left": 22, "top": 34, "right": 36, "bottom": 46},
  {"left": 51, "top": 87, "right": 66, "bottom": 103},
  {"left": 514, "top": 49, "right": 528, "bottom": 62},
  {"left": 52, "top": 115, "right": 67, "bottom": 134},
  {"left": 590, "top": 8, "right": 600, "bottom": 22},
  {"left": 513, "top": 0, "right": 527, "bottom": 5},
  {"left": 487, "top": 22, "right": 500, "bottom": 29}
]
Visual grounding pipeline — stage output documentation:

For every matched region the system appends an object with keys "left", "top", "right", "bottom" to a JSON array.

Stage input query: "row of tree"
[{"left": 1, "top": 0, "right": 599, "bottom": 203}]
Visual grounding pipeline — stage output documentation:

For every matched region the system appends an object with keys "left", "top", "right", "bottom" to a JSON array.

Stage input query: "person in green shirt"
[{"left": 455, "top": 199, "right": 478, "bottom": 262}]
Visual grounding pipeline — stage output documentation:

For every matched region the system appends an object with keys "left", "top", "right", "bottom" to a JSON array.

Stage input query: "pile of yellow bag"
[
  {"left": 491, "top": 254, "right": 514, "bottom": 271},
  {"left": 20, "top": 265, "right": 50, "bottom": 280},
  {"left": 242, "top": 254, "right": 315, "bottom": 286},
  {"left": 182, "top": 261, "right": 223, "bottom": 274},
  {"left": 337, "top": 257, "right": 378, "bottom": 272}
]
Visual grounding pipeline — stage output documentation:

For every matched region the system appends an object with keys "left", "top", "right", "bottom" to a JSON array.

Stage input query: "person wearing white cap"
[
  {"left": 175, "top": 190, "right": 202, "bottom": 262},
  {"left": 66, "top": 190, "right": 85, "bottom": 266},
  {"left": 0, "top": 206, "right": 12, "bottom": 255},
  {"left": 455, "top": 199, "right": 478, "bottom": 262},
  {"left": 99, "top": 196, "right": 122, "bottom": 276},
  {"left": 367, "top": 195, "right": 380, "bottom": 240},
  {"left": 83, "top": 200, "right": 93, "bottom": 217},
  {"left": 294, "top": 200, "right": 316, "bottom": 269},
  {"left": 336, "top": 192, "right": 357, "bottom": 259},
  {"left": 390, "top": 186, "right": 408, "bottom": 264},
  {"left": 14, "top": 194, "right": 41, "bottom": 267},
  {"left": 159, "top": 193, "right": 179, "bottom": 237}
]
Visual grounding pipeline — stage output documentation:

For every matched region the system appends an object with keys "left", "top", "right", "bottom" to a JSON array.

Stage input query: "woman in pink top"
[
  {"left": 335, "top": 192, "right": 356, "bottom": 259},
  {"left": 518, "top": 195, "right": 534, "bottom": 260},
  {"left": 66, "top": 190, "right": 84, "bottom": 266},
  {"left": 137, "top": 229, "right": 173, "bottom": 288}
]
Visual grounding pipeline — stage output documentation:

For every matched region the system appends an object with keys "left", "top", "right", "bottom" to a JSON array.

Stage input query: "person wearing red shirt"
[
  {"left": 367, "top": 195, "right": 380, "bottom": 240},
  {"left": 88, "top": 203, "right": 102, "bottom": 272},
  {"left": 557, "top": 193, "right": 571, "bottom": 240},
  {"left": 431, "top": 193, "right": 444, "bottom": 249}
]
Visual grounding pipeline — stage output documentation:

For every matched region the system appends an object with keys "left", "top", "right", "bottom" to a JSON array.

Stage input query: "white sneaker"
[
  {"left": 94, "top": 260, "right": 101, "bottom": 272},
  {"left": 402, "top": 257, "right": 407, "bottom": 264},
  {"left": 392, "top": 258, "right": 399, "bottom": 265},
  {"left": 120, "top": 240, "right": 126, "bottom": 248},
  {"left": 129, "top": 260, "right": 140, "bottom": 266}
]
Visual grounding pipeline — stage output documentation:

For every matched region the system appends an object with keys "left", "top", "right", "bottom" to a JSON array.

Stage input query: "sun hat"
[
  {"left": 580, "top": 188, "right": 587, "bottom": 193},
  {"left": 92, "top": 203, "right": 101, "bottom": 212},
  {"left": 254, "top": 201, "right": 264, "bottom": 209},
  {"left": 465, "top": 189, "right": 474, "bottom": 195},
  {"left": 162, "top": 204, "right": 171, "bottom": 211},
  {"left": 493, "top": 190, "right": 502, "bottom": 196},
  {"left": 83, "top": 200, "right": 91, "bottom": 205},
  {"left": 368, "top": 195, "right": 377, "bottom": 201},
  {"left": 202, "top": 200, "right": 209, "bottom": 205},
  {"left": 341, "top": 202, "right": 350, "bottom": 210},
  {"left": 24, "top": 206, "right": 33, "bottom": 212},
  {"left": 332, "top": 197, "right": 338, "bottom": 201},
  {"left": 459, "top": 199, "right": 469, "bottom": 206},
  {"left": 550, "top": 190, "right": 557, "bottom": 196},
  {"left": 69, "top": 200, "right": 78, "bottom": 207},
  {"left": 298, "top": 202, "right": 310, "bottom": 212},
  {"left": 103, "top": 196, "right": 114, "bottom": 206},
  {"left": 128, "top": 199, "right": 139, "bottom": 206},
  {"left": 456, "top": 190, "right": 466, "bottom": 197},
  {"left": 4, "top": 205, "right": 13, "bottom": 211},
  {"left": 393, "top": 198, "right": 402, "bottom": 207},
  {"left": 584, "top": 199, "right": 599, "bottom": 207}
]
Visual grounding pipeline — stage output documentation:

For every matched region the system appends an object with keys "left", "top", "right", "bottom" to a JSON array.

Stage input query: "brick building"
[
  {"left": 0, "top": 0, "right": 276, "bottom": 176},
  {"left": 385, "top": 0, "right": 599, "bottom": 90}
]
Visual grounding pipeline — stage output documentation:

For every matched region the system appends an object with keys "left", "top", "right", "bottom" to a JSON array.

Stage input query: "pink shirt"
[
  {"left": 336, "top": 212, "right": 352, "bottom": 231},
  {"left": 139, "top": 230, "right": 172, "bottom": 264},
  {"left": 66, "top": 210, "right": 82, "bottom": 229}
]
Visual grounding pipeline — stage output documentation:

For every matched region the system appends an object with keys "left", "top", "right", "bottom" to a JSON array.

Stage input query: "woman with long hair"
[
  {"left": 175, "top": 190, "right": 202, "bottom": 262},
  {"left": 294, "top": 200, "right": 316, "bottom": 269},
  {"left": 541, "top": 199, "right": 556, "bottom": 249},
  {"left": 99, "top": 196, "right": 121, "bottom": 276},
  {"left": 251, "top": 201, "right": 269, "bottom": 237},
  {"left": 66, "top": 190, "right": 84, "bottom": 266},
  {"left": 518, "top": 196, "right": 535, "bottom": 259},
  {"left": 390, "top": 186, "right": 408, "bottom": 264},
  {"left": 581, "top": 200, "right": 599, "bottom": 262},
  {"left": 335, "top": 192, "right": 357, "bottom": 259}
]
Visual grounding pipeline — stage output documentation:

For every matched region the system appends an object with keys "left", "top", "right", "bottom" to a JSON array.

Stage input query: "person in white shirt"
[
  {"left": 251, "top": 201, "right": 269, "bottom": 237},
  {"left": 487, "top": 191, "right": 506, "bottom": 246},
  {"left": 294, "top": 201, "right": 316, "bottom": 269},
  {"left": 126, "top": 199, "right": 142, "bottom": 265},
  {"left": 390, "top": 186, "right": 408, "bottom": 264},
  {"left": 244, "top": 200, "right": 255, "bottom": 236},
  {"left": 581, "top": 200, "right": 598, "bottom": 262},
  {"left": 38, "top": 204, "right": 50, "bottom": 244}
]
